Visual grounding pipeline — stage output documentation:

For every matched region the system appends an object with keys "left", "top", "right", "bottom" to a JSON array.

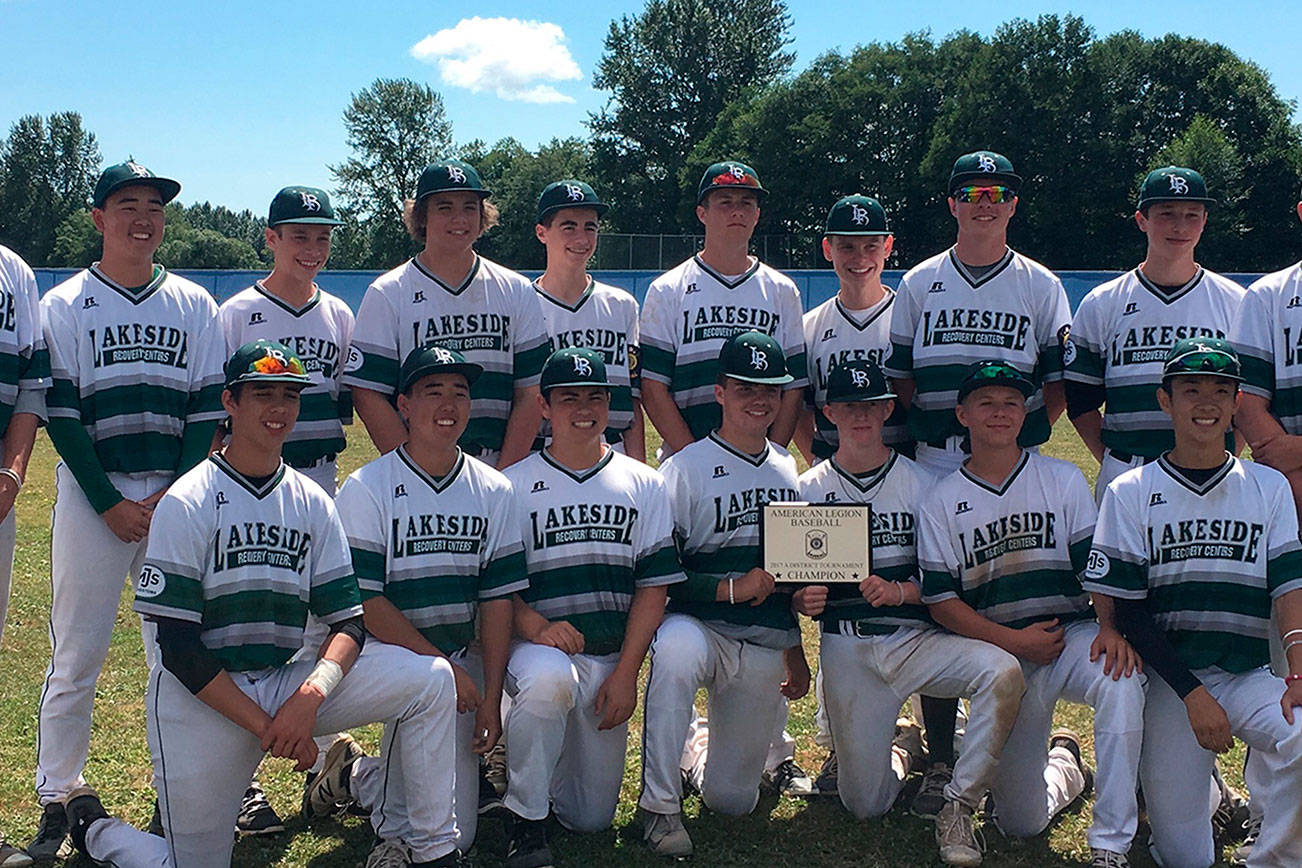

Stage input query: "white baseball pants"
[
  {"left": 0, "top": 509, "right": 16, "bottom": 644},
  {"left": 1094, "top": 449, "right": 1147, "bottom": 506}
]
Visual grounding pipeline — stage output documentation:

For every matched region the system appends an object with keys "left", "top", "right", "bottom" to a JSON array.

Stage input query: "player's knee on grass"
[
  {"left": 512, "top": 645, "right": 579, "bottom": 715},
  {"left": 702, "top": 777, "right": 761, "bottom": 817}
]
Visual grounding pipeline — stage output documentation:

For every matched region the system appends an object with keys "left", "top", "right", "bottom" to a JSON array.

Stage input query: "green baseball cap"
[
  {"left": 948, "top": 151, "right": 1021, "bottom": 194},
  {"left": 717, "top": 331, "right": 793, "bottom": 385},
  {"left": 224, "top": 339, "right": 312, "bottom": 389},
  {"left": 1137, "top": 166, "right": 1215, "bottom": 211},
  {"left": 826, "top": 358, "right": 896, "bottom": 403},
  {"left": 415, "top": 159, "right": 490, "bottom": 202},
  {"left": 540, "top": 347, "right": 610, "bottom": 393},
  {"left": 536, "top": 180, "right": 608, "bottom": 224},
  {"left": 399, "top": 344, "right": 483, "bottom": 392},
  {"left": 92, "top": 160, "right": 181, "bottom": 209},
  {"left": 268, "top": 186, "right": 344, "bottom": 227},
  {"left": 1162, "top": 337, "right": 1242, "bottom": 382},
  {"left": 957, "top": 360, "right": 1034, "bottom": 402},
  {"left": 825, "top": 195, "right": 891, "bottom": 236},
  {"left": 697, "top": 161, "right": 767, "bottom": 204}
]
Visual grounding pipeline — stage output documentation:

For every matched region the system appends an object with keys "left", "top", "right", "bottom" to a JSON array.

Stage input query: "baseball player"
[
  {"left": 497, "top": 346, "right": 683, "bottom": 867},
  {"left": 58, "top": 339, "right": 462, "bottom": 868},
  {"left": 31, "top": 161, "right": 226, "bottom": 860},
  {"left": 639, "top": 161, "right": 808, "bottom": 455},
  {"left": 344, "top": 159, "right": 550, "bottom": 469},
  {"left": 1084, "top": 337, "right": 1302, "bottom": 868},
  {"left": 789, "top": 358, "right": 1024, "bottom": 867},
  {"left": 533, "top": 180, "right": 645, "bottom": 460},
  {"left": 917, "top": 360, "right": 1145, "bottom": 868},
  {"left": 637, "top": 331, "right": 808, "bottom": 858},
  {"left": 321, "top": 344, "right": 526, "bottom": 856},
  {"left": 1066, "top": 167, "right": 1245, "bottom": 500}
]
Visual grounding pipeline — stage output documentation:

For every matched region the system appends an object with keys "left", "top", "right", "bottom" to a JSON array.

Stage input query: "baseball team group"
[{"left": 0, "top": 146, "right": 1298, "bottom": 868}]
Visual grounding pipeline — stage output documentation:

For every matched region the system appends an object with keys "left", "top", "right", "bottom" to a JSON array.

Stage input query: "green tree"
[
  {"left": 50, "top": 210, "right": 100, "bottom": 266},
  {"left": 0, "top": 112, "right": 100, "bottom": 265}
]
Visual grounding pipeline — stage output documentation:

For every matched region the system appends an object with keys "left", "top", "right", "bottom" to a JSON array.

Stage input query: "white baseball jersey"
[
  {"left": 133, "top": 453, "right": 362, "bottom": 672},
  {"left": 803, "top": 292, "right": 909, "bottom": 457},
  {"left": 659, "top": 432, "right": 800, "bottom": 648},
  {"left": 640, "top": 256, "right": 808, "bottom": 440},
  {"left": 0, "top": 244, "right": 50, "bottom": 430},
  {"left": 219, "top": 283, "right": 354, "bottom": 467},
  {"left": 1230, "top": 262, "right": 1302, "bottom": 434},
  {"left": 918, "top": 451, "right": 1095, "bottom": 629},
  {"left": 884, "top": 249, "right": 1070, "bottom": 447},
  {"left": 1085, "top": 455, "right": 1302, "bottom": 674},
  {"left": 797, "top": 452, "right": 929, "bottom": 632},
  {"left": 342, "top": 255, "right": 551, "bottom": 454},
  {"left": 41, "top": 265, "right": 226, "bottom": 475},
  {"left": 536, "top": 279, "right": 641, "bottom": 444},
  {"left": 504, "top": 449, "right": 684, "bottom": 656},
  {"left": 1067, "top": 268, "right": 1244, "bottom": 456},
  {"left": 335, "top": 447, "right": 528, "bottom": 655}
]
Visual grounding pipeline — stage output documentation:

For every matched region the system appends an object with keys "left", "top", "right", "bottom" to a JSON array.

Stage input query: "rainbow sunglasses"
[{"left": 952, "top": 185, "right": 1015, "bottom": 204}]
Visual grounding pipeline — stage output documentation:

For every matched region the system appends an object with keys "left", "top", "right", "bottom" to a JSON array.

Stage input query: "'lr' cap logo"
[
  {"left": 850, "top": 205, "right": 870, "bottom": 225},
  {"left": 573, "top": 356, "right": 593, "bottom": 376},
  {"left": 976, "top": 154, "right": 997, "bottom": 172},
  {"left": 729, "top": 165, "right": 747, "bottom": 179},
  {"left": 447, "top": 166, "right": 466, "bottom": 183},
  {"left": 299, "top": 192, "right": 321, "bottom": 211},
  {"left": 1168, "top": 174, "right": 1189, "bottom": 195},
  {"left": 850, "top": 368, "right": 871, "bottom": 388},
  {"left": 433, "top": 346, "right": 455, "bottom": 364},
  {"left": 750, "top": 346, "right": 769, "bottom": 370},
  {"left": 565, "top": 184, "right": 584, "bottom": 201},
  {"left": 127, "top": 161, "right": 150, "bottom": 177}
]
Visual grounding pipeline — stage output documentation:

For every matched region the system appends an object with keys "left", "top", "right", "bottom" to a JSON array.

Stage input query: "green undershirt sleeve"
[
  {"left": 46, "top": 417, "right": 123, "bottom": 513},
  {"left": 176, "top": 420, "right": 219, "bottom": 476}
]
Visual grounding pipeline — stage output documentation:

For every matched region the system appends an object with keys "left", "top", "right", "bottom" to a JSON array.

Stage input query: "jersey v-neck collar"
[
  {"left": 210, "top": 452, "right": 286, "bottom": 499},
  {"left": 1157, "top": 451, "right": 1234, "bottom": 496},
  {"left": 89, "top": 263, "right": 167, "bottom": 305},
  {"left": 254, "top": 280, "right": 321, "bottom": 317},
  {"left": 835, "top": 289, "right": 894, "bottom": 332},
  {"left": 959, "top": 449, "right": 1030, "bottom": 496},
  {"left": 693, "top": 254, "right": 760, "bottom": 290},
  {"left": 535, "top": 276, "right": 595, "bottom": 313},
  {"left": 830, "top": 451, "right": 896, "bottom": 494},
  {"left": 1135, "top": 266, "right": 1205, "bottom": 306},
  {"left": 540, "top": 446, "right": 613, "bottom": 483},
  {"left": 397, "top": 445, "right": 466, "bottom": 493},
  {"left": 947, "top": 248, "right": 1014, "bottom": 289},
  {"left": 708, "top": 430, "right": 770, "bottom": 467},
  {"left": 411, "top": 254, "right": 481, "bottom": 296}
]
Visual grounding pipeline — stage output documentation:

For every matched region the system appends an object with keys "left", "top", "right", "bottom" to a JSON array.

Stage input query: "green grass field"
[{"left": 0, "top": 423, "right": 1248, "bottom": 866}]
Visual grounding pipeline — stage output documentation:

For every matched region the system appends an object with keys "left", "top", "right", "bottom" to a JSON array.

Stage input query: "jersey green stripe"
[
  {"left": 514, "top": 342, "right": 550, "bottom": 383},
  {"left": 80, "top": 382, "right": 190, "bottom": 424},
  {"left": 204, "top": 590, "right": 308, "bottom": 630},
  {"left": 383, "top": 572, "right": 480, "bottom": 610},
  {"left": 418, "top": 622, "right": 476, "bottom": 656},
  {"left": 310, "top": 575, "right": 362, "bottom": 619},
  {"left": 640, "top": 343, "right": 676, "bottom": 379},
  {"left": 636, "top": 544, "right": 682, "bottom": 585}
]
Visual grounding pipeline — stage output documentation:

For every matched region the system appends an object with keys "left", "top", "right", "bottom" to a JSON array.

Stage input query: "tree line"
[{"left": 2, "top": 7, "right": 1299, "bottom": 273}]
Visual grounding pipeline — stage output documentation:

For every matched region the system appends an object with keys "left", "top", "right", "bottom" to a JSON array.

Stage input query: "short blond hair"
[{"left": 402, "top": 196, "right": 500, "bottom": 243}]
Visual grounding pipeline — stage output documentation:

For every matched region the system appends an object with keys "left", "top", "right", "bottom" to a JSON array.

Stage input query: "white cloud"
[{"left": 411, "top": 17, "right": 582, "bottom": 104}]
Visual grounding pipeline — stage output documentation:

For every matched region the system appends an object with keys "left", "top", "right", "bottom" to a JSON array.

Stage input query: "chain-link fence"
[{"left": 593, "top": 234, "right": 800, "bottom": 270}]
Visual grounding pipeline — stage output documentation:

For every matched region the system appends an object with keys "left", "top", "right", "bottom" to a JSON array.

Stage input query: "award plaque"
[{"left": 762, "top": 502, "right": 872, "bottom": 583}]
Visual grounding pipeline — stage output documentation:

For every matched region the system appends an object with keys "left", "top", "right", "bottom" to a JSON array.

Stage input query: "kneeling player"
[
  {"left": 1085, "top": 338, "right": 1302, "bottom": 868},
  {"left": 499, "top": 348, "right": 684, "bottom": 867},
  {"left": 918, "top": 361, "right": 1145, "bottom": 868},
  {"left": 791, "top": 359, "right": 1024, "bottom": 867},
  {"left": 61, "top": 341, "right": 461, "bottom": 868}
]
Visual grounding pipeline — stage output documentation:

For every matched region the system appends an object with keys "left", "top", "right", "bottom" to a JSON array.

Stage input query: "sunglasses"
[
  {"left": 971, "top": 362, "right": 1022, "bottom": 381},
  {"left": 1169, "top": 350, "right": 1240, "bottom": 376},
  {"left": 952, "top": 185, "right": 1015, "bottom": 204},
  {"left": 250, "top": 351, "right": 306, "bottom": 377}
]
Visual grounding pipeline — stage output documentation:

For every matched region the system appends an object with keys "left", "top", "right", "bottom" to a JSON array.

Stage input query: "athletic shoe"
[
  {"left": 365, "top": 838, "right": 411, "bottom": 868},
  {"left": 25, "top": 802, "right": 72, "bottom": 861},
  {"left": 639, "top": 808, "right": 693, "bottom": 858},
  {"left": 761, "top": 759, "right": 816, "bottom": 797},
  {"left": 237, "top": 782, "right": 285, "bottom": 836},
  {"left": 411, "top": 853, "right": 466, "bottom": 868},
  {"left": 62, "top": 787, "right": 108, "bottom": 860},
  {"left": 1049, "top": 728, "right": 1094, "bottom": 800},
  {"left": 505, "top": 814, "right": 552, "bottom": 868},
  {"left": 813, "top": 750, "right": 838, "bottom": 795},
  {"left": 1210, "top": 766, "right": 1250, "bottom": 846},
  {"left": 148, "top": 799, "right": 164, "bottom": 838},
  {"left": 1230, "top": 814, "right": 1261, "bottom": 866},
  {"left": 1089, "top": 848, "right": 1130, "bottom": 867},
  {"left": 935, "top": 800, "right": 984, "bottom": 867},
  {"left": 304, "top": 734, "right": 366, "bottom": 819},
  {"left": 911, "top": 763, "right": 953, "bottom": 819},
  {"left": 478, "top": 764, "right": 505, "bottom": 817},
  {"left": 484, "top": 742, "right": 508, "bottom": 795},
  {"left": 893, "top": 718, "right": 928, "bottom": 773},
  {"left": 0, "top": 841, "right": 33, "bottom": 868}
]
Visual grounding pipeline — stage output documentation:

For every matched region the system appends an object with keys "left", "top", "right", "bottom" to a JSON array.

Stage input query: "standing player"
[
  {"left": 791, "top": 358, "right": 1024, "bottom": 867},
  {"left": 31, "top": 161, "right": 226, "bottom": 860},
  {"left": 918, "top": 361, "right": 1145, "bottom": 868},
  {"left": 324, "top": 344, "right": 526, "bottom": 856},
  {"left": 498, "top": 347, "right": 683, "bottom": 867},
  {"left": 1085, "top": 338, "right": 1302, "bottom": 868},
  {"left": 1066, "top": 166, "right": 1244, "bottom": 500},
  {"left": 344, "top": 159, "right": 550, "bottom": 468},
  {"left": 59, "top": 339, "right": 462, "bottom": 868},
  {"left": 637, "top": 331, "right": 808, "bottom": 858},
  {"left": 639, "top": 161, "right": 808, "bottom": 454},
  {"left": 532, "top": 180, "right": 645, "bottom": 459}
]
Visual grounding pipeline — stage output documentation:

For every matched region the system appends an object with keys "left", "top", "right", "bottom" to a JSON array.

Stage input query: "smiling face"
[
  {"left": 822, "top": 234, "right": 894, "bottom": 291},
  {"left": 955, "top": 385, "right": 1027, "bottom": 451},
  {"left": 696, "top": 189, "right": 761, "bottom": 244},
  {"left": 1157, "top": 374, "right": 1239, "bottom": 448},
  {"left": 823, "top": 399, "right": 894, "bottom": 449},
  {"left": 948, "top": 189, "right": 1017, "bottom": 241},
  {"left": 223, "top": 382, "right": 302, "bottom": 452},
  {"left": 267, "top": 223, "right": 333, "bottom": 282},
  {"left": 1136, "top": 201, "right": 1208, "bottom": 257},
  {"left": 399, "top": 372, "right": 471, "bottom": 448},
  {"left": 536, "top": 206, "right": 600, "bottom": 268},
  {"left": 715, "top": 377, "right": 781, "bottom": 440},
  {"left": 93, "top": 183, "right": 166, "bottom": 262},
  {"left": 422, "top": 191, "right": 484, "bottom": 257},
  {"left": 541, "top": 385, "right": 610, "bottom": 446}
]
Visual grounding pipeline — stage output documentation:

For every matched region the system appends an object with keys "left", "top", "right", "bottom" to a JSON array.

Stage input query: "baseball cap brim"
[
  {"left": 949, "top": 172, "right": 1021, "bottom": 193},
  {"left": 97, "top": 177, "right": 181, "bottom": 208},
  {"left": 725, "top": 371, "right": 794, "bottom": 386},
  {"left": 269, "top": 216, "right": 346, "bottom": 227},
  {"left": 1138, "top": 195, "right": 1216, "bottom": 210},
  {"left": 400, "top": 362, "right": 483, "bottom": 393},
  {"left": 417, "top": 186, "right": 491, "bottom": 202},
  {"left": 698, "top": 185, "right": 768, "bottom": 205},
  {"left": 537, "top": 201, "right": 610, "bottom": 223},
  {"left": 828, "top": 390, "right": 897, "bottom": 403},
  {"left": 824, "top": 229, "right": 892, "bottom": 237},
  {"left": 958, "top": 376, "right": 1033, "bottom": 401},
  {"left": 542, "top": 378, "right": 612, "bottom": 393},
  {"left": 227, "top": 372, "right": 311, "bottom": 388}
]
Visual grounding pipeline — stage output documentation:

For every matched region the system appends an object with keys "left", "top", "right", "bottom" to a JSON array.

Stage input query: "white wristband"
[
  {"left": 1283, "top": 628, "right": 1302, "bottom": 642},
  {"left": 729, "top": 577, "right": 735, "bottom": 605},
  {"left": 303, "top": 658, "right": 344, "bottom": 698},
  {"left": 0, "top": 467, "right": 22, "bottom": 490}
]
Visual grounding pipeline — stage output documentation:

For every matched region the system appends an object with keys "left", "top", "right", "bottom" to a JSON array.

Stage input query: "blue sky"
[{"left": 1, "top": 0, "right": 1298, "bottom": 213}]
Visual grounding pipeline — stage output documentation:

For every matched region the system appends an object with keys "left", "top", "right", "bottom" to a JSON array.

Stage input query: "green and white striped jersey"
[
  {"left": 535, "top": 279, "right": 641, "bottom": 444},
  {"left": 1067, "top": 268, "right": 1244, "bottom": 456},
  {"left": 885, "top": 248, "right": 1070, "bottom": 447},
  {"left": 220, "top": 283, "right": 354, "bottom": 467},
  {"left": 41, "top": 265, "right": 226, "bottom": 476},
  {"left": 1230, "top": 263, "right": 1302, "bottom": 434},
  {"left": 640, "top": 256, "right": 808, "bottom": 441},
  {"left": 660, "top": 432, "right": 800, "bottom": 648},
  {"left": 803, "top": 292, "right": 909, "bottom": 457},
  {"left": 504, "top": 448, "right": 684, "bottom": 656},
  {"left": 1084, "top": 455, "right": 1302, "bottom": 673},
  {"left": 798, "top": 451, "right": 930, "bottom": 631},
  {"left": 0, "top": 245, "right": 51, "bottom": 434},
  {"left": 918, "top": 451, "right": 1095, "bottom": 629},
  {"left": 335, "top": 447, "right": 528, "bottom": 656},
  {"left": 342, "top": 255, "right": 551, "bottom": 454},
  {"left": 133, "top": 453, "right": 362, "bottom": 672}
]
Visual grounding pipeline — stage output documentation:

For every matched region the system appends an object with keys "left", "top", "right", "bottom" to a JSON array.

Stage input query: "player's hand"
[
  {"left": 732, "top": 568, "right": 776, "bottom": 606},
  {"left": 1281, "top": 678, "right": 1302, "bottom": 725},
  {"left": 140, "top": 486, "right": 169, "bottom": 509},
  {"left": 472, "top": 702, "right": 502, "bottom": 755},
  {"left": 780, "top": 646, "right": 811, "bottom": 700},
  {"left": 102, "top": 499, "right": 153, "bottom": 542},
  {"left": 1013, "top": 619, "right": 1065, "bottom": 666},
  {"left": 263, "top": 687, "right": 323, "bottom": 771},
  {"left": 791, "top": 585, "right": 828, "bottom": 617},
  {"left": 593, "top": 669, "right": 638, "bottom": 731},
  {"left": 1184, "top": 686, "right": 1234, "bottom": 753},
  {"left": 535, "top": 620, "right": 585, "bottom": 655},
  {"left": 1249, "top": 433, "right": 1302, "bottom": 474},
  {"left": 861, "top": 575, "right": 902, "bottom": 608},
  {"left": 1089, "top": 626, "right": 1142, "bottom": 680},
  {"left": 451, "top": 662, "right": 482, "bottom": 714}
]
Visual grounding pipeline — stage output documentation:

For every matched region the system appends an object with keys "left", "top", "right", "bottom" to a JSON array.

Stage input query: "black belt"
[
  {"left": 1105, "top": 448, "right": 1156, "bottom": 465},
  {"left": 821, "top": 618, "right": 900, "bottom": 638},
  {"left": 288, "top": 452, "right": 337, "bottom": 469}
]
